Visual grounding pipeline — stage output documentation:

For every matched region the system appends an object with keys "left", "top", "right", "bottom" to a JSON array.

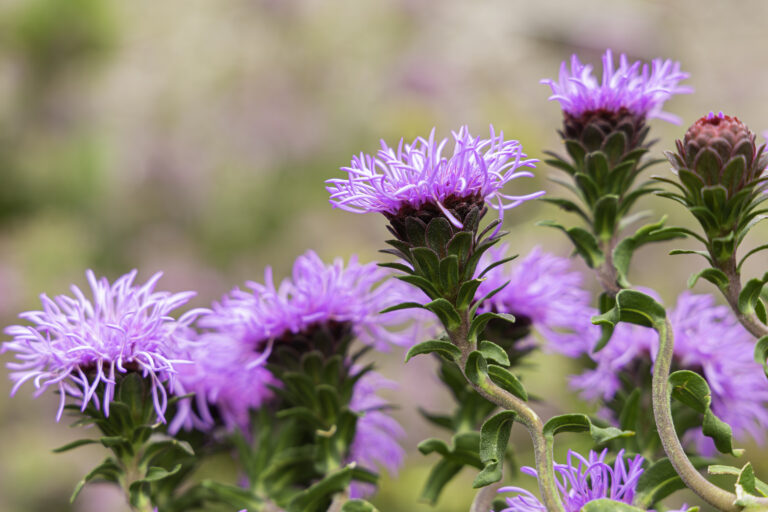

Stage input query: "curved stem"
[
  {"left": 653, "top": 319, "right": 739, "bottom": 512},
  {"left": 449, "top": 314, "right": 566, "bottom": 512},
  {"left": 721, "top": 261, "right": 768, "bottom": 339}
]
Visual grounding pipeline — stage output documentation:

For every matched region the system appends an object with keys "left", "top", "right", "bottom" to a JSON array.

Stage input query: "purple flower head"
[
  {"left": 200, "top": 250, "right": 425, "bottom": 352},
  {"left": 571, "top": 292, "right": 768, "bottom": 454},
  {"left": 2, "top": 270, "right": 205, "bottom": 422},
  {"left": 542, "top": 49, "right": 692, "bottom": 123},
  {"left": 169, "top": 332, "right": 279, "bottom": 434},
  {"left": 347, "top": 370, "right": 405, "bottom": 498},
  {"left": 476, "top": 245, "right": 598, "bottom": 358},
  {"left": 498, "top": 448, "right": 644, "bottom": 511},
  {"left": 326, "top": 126, "right": 542, "bottom": 228}
]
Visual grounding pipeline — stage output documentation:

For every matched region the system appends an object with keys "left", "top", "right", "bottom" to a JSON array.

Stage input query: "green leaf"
[
  {"left": 612, "top": 216, "right": 686, "bottom": 287},
  {"left": 405, "top": 340, "right": 461, "bottom": 363},
  {"left": 542, "top": 413, "right": 633, "bottom": 445},
  {"left": 592, "top": 289, "right": 666, "bottom": 330},
  {"left": 592, "top": 292, "right": 616, "bottom": 353},
  {"left": 540, "top": 197, "right": 590, "bottom": 223},
  {"left": 637, "top": 457, "right": 710, "bottom": 507},
  {"left": 581, "top": 499, "right": 646, "bottom": 512},
  {"left": 420, "top": 459, "right": 464, "bottom": 505},
  {"left": 439, "top": 255, "right": 460, "bottom": 293},
  {"left": 754, "top": 336, "right": 768, "bottom": 379},
  {"left": 379, "top": 302, "right": 425, "bottom": 313},
  {"left": 469, "top": 312, "right": 515, "bottom": 342},
  {"left": 478, "top": 340, "right": 510, "bottom": 366},
  {"left": 709, "top": 464, "right": 768, "bottom": 497},
  {"left": 286, "top": 465, "right": 354, "bottom": 512},
  {"left": 411, "top": 247, "right": 441, "bottom": 282},
  {"left": 53, "top": 438, "right": 99, "bottom": 453},
  {"left": 593, "top": 195, "right": 619, "bottom": 240},
  {"left": 464, "top": 351, "right": 489, "bottom": 390},
  {"left": 687, "top": 268, "right": 729, "bottom": 291},
  {"left": 487, "top": 365, "right": 527, "bottom": 401},
  {"left": 456, "top": 278, "right": 485, "bottom": 311},
  {"left": 424, "top": 298, "right": 462, "bottom": 330},
  {"left": 342, "top": 500, "right": 380, "bottom": 512},
  {"left": 739, "top": 272, "right": 768, "bottom": 321},
  {"left": 426, "top": 217, "right": 453, "bottom": 256},
  {"left": 539, "top": 220, "right": 604, "bottom": 268},
  {"left": 473, "top": 411, "right": 516, "bottom": 488},
  {"left": 669, "top": 370, "right": 744, "bottom": 457},
  {"left": 71, "top": 457, "right": 121, "bottom": 502}
]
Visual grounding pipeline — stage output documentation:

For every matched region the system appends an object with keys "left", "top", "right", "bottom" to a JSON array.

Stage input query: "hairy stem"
[
  {"left": 653, "top": 319, "right": 739, "bottom": 512},
  {"left": 596, "top": 238, "right": 621, "bottom": 296},
  {"left": 449, "top": 314, "right": 565, "bottom": 512}
]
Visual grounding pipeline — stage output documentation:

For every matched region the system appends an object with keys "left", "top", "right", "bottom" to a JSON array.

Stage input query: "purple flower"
[
  {"left": 2, "top": 270, "right": 205, "bottom": 422},
  {"left": 571, "top": 292, "right": 768, "bottom": 454},
  {"left": 326, "top": 126, "right": 542, "bottom": 228},
  {"left": 200, "top": 250, "right": 425, "bottom": 352},
  {"left": 541, "top": 49, "right": 691, "bottom": 123},
  {"left": 169, "top": 332, "right": 279, "bottom": 434},
  {"left": 498, "top": 449, "right": 644, "bottom": 511},
  {"left": 476, "top": 245, "right": 598, "bottom": 357},
  {"left": 347, "top": 370, "right": 405, "bottom": 498}
]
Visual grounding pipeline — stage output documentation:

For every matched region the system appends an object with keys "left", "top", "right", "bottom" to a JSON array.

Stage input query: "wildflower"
[
  {"left": 542, "top": 49, "right": 691, "bottom": 125},
  {"left": 476, "top": 245, "right": 598, "bottom": 360},
  {"left": 200, "top": 250, "right": 424, "bottom": 353},
  {"left": 2, "top": 270, "right": 204, "bottom": 422},
  {"left": 169, "top": 333, "right": 279, "bottom": 433},
  {"left": 347, "top": 371, "right": 405, "bottom": 498},
  {"left": 498, "top": 449, "right": 643, "bottom": 511},
  {"left": 571, "top": 292, "right": 768, "bottom": 454},
  {"left": 326, "top": 126, "right": 541, "bottom": 232}
]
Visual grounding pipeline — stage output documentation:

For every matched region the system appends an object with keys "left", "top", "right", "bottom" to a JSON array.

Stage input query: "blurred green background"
[{"left": 1, "top": 0, "right": 768, "bottom": 511}]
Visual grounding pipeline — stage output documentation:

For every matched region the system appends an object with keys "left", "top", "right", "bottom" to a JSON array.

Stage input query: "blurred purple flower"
[
  {"left": 498, "top": 448, "right": 643, "bottom": 511},
  {"left": 169, "top": 333, "right": 279, "bottom": 434},
  {"left": 571, "top": 292, "right": 768, "bottom": 454},
  {"left": 541, "top": 49, "right": 691, "bottom": 123},
  {"left": 2, "top": 270, "right": 205, "bottom": 422},
  {"left": 347, "top": 370, "right": 405, "bottom": 498},
  {"left": 326, "top": 126, "right": 542, "bottom": 228},
  {"left": 476, "top": 244, "right": 598, "bottom": 357},
  {"left": 200, "top": 250, "right": 425, "bottom": 351}
]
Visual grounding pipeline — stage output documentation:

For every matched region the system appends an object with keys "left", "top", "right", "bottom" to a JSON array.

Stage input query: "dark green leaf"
[
  {"left": 419, "top": 459, "right": 464, "bottom": 505},
  {"left": 542, "top": 413, "right": 633, "bottom": 445},
  {"left": 380, "top": 302, "right": 425, "bottom": 314},
  {"left": 469, "top": 312, "right": 515, "bottom": 343},
  {"left": 286, "top": 466, "right": 354, "bottom": 512},
  {"left": 754, "top": 336, "right": 768, "bottom": 379},
  {"left": 53, "top": 438, "right": 99, "bottom": 453},
  {"left": 592, "top": 289, "right": 666, "bottom": 330},
  {"left": 424, "top": 298, "right": 462, "bottom": 330},
  {"left": 71, "top": 458, "right": 121, "bottom": 502},
  {"left": 612, "top": 216, "right": 686, "bottom": 287},
  {"left": 637, "top": 457, "right": 710, "bottom": 507},
  {"left": 738, "top": 273, "right": 768, "bottom": 321},
  {"left": 456, "top": 279, "right": 484, "bottom": 311},
  {"left": 478, "top": 340, "right": 510, "bottom": 366},
  {"left": 593, "top": 195, "right": 619, "bottom": 240},
  {"left": 473, "top": 411, "right": 516, "bottom": 488},
  {"left": 405, "top": 340, "right": 461, "bottom": 363},
  {"left": 687, "top": 268, "right": 728, "bottom": 290},
  {"left": 426, "top": 217, "right": 453, "bottom": 256},
  {"left": 487, "top": 365, "right": 527, "bottom": 401},
  {"left": 669, "top": 370, "right": 743, "bottom": 457},
  {"left": 539, "top": 220, "right": 604, "bottom": 268},
  {"left": 581, "top": 499, "right": 646, "bottom": 511},
  {"left": 342, "top": 500, "right": 380, "bottom": 512}
]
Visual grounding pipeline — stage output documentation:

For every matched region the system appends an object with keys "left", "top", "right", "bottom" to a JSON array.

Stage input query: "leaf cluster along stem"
[
  {"left": 447, "top": 313, "right": 566, "bottom": 512},
  {"left": 651, "top": 319, "right": 742, "bottom": 512}
]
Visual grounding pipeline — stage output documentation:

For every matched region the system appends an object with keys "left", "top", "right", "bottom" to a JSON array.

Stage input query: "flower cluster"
[
  {"left": 476, "top": 244, "right": 598, "bottom": 357},
  {"left": 199, "top": 250, "right": 422, "bottom": 352},
  {"left": 326, "top": 126, "right": 542, "bottom": 227},
  {"left": 498, "top": 449, "right": 645, "bottom": 511},
  {"left": 571, "top": 292, "right": 768, "bottom": 453},
  {"left": 1, "top": 270, "right": 205, "bottom": 422},
  {"left": 542, "top": 49, "right": 691, "bottom": 123}
]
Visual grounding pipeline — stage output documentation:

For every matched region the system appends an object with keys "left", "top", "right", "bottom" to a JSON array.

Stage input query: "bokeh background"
[{"left": 1, "top": 0, "right": 768, "bottom": 511}]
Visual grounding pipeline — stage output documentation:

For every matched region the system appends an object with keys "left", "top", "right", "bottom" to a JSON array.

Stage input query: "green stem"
[
  {"left": 653, "top": 319, "right": 739, "bottom": 512},
  {"left": 449, "top": 313, "right": 566, "bottom": 512}
]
